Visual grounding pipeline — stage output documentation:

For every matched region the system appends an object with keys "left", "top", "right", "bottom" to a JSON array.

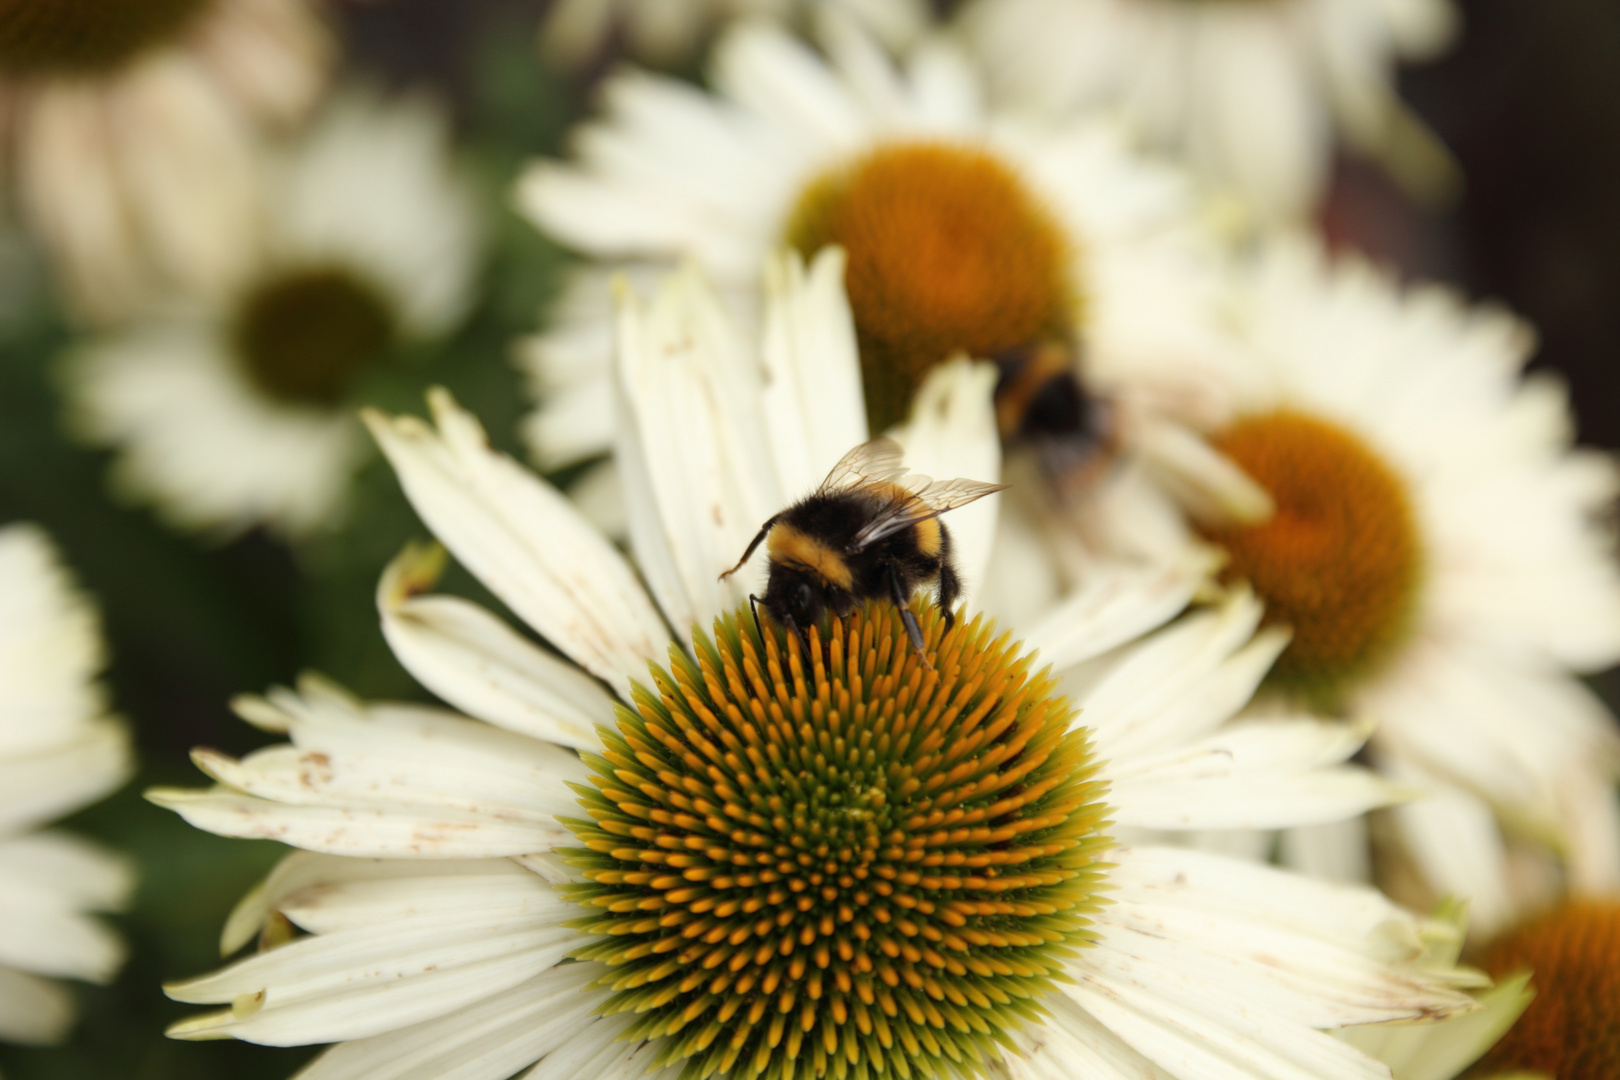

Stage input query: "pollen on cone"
[
  {"left": 1476, "top": 901, "right": 1620, "bottom": 1079},
  {"left": 560, "top": 600, "right": 1113, "bottom": 1080},
  {"left": 785, "top": 142, "right": 1078, "bottom": 432},
  {"left": 1200, "top": 409, "right": 1422, "bottom": 710}
]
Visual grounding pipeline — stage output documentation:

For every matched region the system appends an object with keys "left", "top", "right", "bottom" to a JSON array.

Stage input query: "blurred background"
[{"left": 0, "top": 0, "right": 1616, "bottom": 1077}]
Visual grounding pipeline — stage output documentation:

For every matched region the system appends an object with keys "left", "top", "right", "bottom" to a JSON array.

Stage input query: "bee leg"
[
  {"left": 889, "top": 564, "right": 934, "bottom": 672},
  {"left": 748, "top": 593, "right": 764, "bottom": 641},
  {"left": 936, "top": 560, "right": 962, "bottom": 636},
  {"left": 719, "top": 513, "right": 782, "bottom": 581}
]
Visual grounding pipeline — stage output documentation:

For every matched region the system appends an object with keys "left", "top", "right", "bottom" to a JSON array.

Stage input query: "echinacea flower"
[
  {"left": 516, "top": 17, "right": 1263, "bottom": 586},
  {"left": 0, "top": 0, "right": 331, "bottom": 321},
  {"left": 61, "top": 90, "right": 481, "bottom": 539},
  {"left": 957, "top": 0, "right": 1458, "bottom": 221},
  {"left": 150, "top": 253, "right": 1480, "bottom": 1080},
  {"left": 0, "top": 524, "right": 133, "bottom": 1050},
  {"left": 1179, "top": 236, "right": 1620, "bottom": 937}
]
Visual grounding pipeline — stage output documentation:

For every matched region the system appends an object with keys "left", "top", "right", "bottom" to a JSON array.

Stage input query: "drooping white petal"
[
  {"left": 167, "top": 914, "right": 576, "bottom": 1045},
  {"left": 293, "top": 962, "right": 610, "bottom": 1080},
  {"left": 1109, "top": 718, "right": 1407, "bottom": 830},
  {"left": 148, "top": 679, "right": 584, "bottom": 859},
  {"left": 377, "top": 544, "right": 614, "bottom": 752},
  {"left": 366, "top": 390, "right": 672, "bottom": 697}
]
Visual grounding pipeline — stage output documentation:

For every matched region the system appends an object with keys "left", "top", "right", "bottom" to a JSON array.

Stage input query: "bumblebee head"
[{"left": 762, "top": 563, "right": 827, "bottom": 633}]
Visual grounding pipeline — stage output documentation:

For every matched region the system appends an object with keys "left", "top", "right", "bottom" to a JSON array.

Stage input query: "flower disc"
[
  {"left": 563, "top": 601, "right": 1112, "bottom": 1080},
  {"left": 785, "top": 142, "right": 1077, "bottom": 432},
  {"left": 1478, "top": 901, "right": 1620, "bottom": 1079},
  {"left": 0, "top": 0, "right": 213, "bottom": 74},
  {"left": 1200, "top": 409, "right": 1423, "bottom": 710},
  {"left": 232, "top": 267, "right": 396, "bottom": 407}
]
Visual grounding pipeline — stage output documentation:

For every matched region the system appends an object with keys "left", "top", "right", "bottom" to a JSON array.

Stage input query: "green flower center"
[
  {"left": 232, "top": 268, "right": 396, "bottom": 408},
  {"left": 785, "top": 142, "right": 1080, "bottom": 433},
  {"left": 1198, "top": 410, "right": 1423, "bottom": 711},
  {"left": 0, "top": 0, "right": 214, "bottom": 75},
  {"left": 563, "top": 601, "right": 1112, "bottom": 1080}
]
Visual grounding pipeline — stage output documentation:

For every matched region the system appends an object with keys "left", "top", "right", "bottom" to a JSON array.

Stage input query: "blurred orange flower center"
[
  {"left": 0, "top": 0, "right": 213, "bottom": 74},
  {"left": 231, "top": 268, "right": 396, "bottom": 408},
  {"left": 785, "top": 142, "right": 1077, "bottom": 430},
  {"left": 1479, "top": 901, "right": 1620, "bottom": 1079},
  {"left": 1199, "top": 410, "right": 1422, "bottom": 709}
]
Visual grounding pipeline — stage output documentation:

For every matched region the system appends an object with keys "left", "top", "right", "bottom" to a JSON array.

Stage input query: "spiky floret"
[
  {"left": 1200, "top": 410, "right": 1424, "bottom": 711},
  {"left": 1476, "top": 901, "right": 1620, "bottom": 1079},
  {"left": 561, "top": 601, "right": 1113, "bottom": 1080}
]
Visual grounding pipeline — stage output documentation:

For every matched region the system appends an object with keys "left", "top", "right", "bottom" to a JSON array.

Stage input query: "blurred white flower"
[
  {"left": 540, "top": 0, "right": 929, "bottom": 71},
  {"left": 0, "top": 524, "right": 133, "bottom": 1049},
  {"left": 149, "top": 254, "right": 1476, "bottom": 1080},
  {"left": 61, "top": 90, "right": 482, "bottom": 539},
  {"left": 519, "top": 17, "right": 1265, "bottom": 610},
  {"left": 958, "top": 0, "right": 1458, "bottom": 221},
  {"left": 0, "top": 0, "right": 332, "bottom": 321},
  {"left": 1174, "top": 236, "right": 1620, "bottom": 938}
]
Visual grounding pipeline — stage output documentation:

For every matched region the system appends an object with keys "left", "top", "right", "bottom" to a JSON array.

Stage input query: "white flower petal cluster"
[
  {"left": 959, "top": 0, "right": 1458, "bottom": 220},
  {"left": 0, "top": 525, "right": 133, "bottom": 1049},
  {"left": 60, "top": 90, "right": 482, "bottom": 539},
  {"left": 6, "top": 0, "right": 332, "bottom": 322},
  {"left": 153, "top": 254, "right": 1479, "bottom": 1080}
]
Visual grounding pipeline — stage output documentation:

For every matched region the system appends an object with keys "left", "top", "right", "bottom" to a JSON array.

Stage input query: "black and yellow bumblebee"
[
  {"left": 720, "top": 438, "right": 1006, "bottom": 662},
  {"left": 991, "top": 338, "right": 1118, "bottom": 496}
]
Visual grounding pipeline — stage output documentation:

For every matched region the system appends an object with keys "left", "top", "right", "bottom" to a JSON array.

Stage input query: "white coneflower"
[
  {"left": 0, "top": 524, "right": 132, "bottom": 1051},
  {"left": 957, "top": 0, "right": 1459, "bottom": 221},
  {"left": 0, "top": 0, "right": 332, "bottom": 321},
  {"left": 150, "top": 254, "right": 1481, "bottom": 1080},
  {"left": 516, "top": 17, "right": 1264, "bottom": 593},
  {"left": 60, "top": 91, "right": 482, "bottom": 539},
  {"left": 539, "top": 0, "right": 928, "bottom": 72},
  {"left": 1170, "top": 235, "right": 1620, "bottom": 938}
]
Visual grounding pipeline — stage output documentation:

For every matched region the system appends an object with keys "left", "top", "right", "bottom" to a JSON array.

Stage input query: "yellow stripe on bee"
[
  {"left": 914, "top": 517, "right": 942, "bottom": 558},
  {"left": 867, "top": 482, "right": 941, "bottom": 557},
  {"left": 768, "top": 525, "right": 855, "bottom": 590}
]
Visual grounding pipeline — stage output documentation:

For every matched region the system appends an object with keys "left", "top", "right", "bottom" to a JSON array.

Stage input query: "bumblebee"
[
  {"left": 991, "top": 338, "right": 1118, "bottom": 496},
  {"left": 720, "top": 438, "right": 1006, "bottom": 662}
]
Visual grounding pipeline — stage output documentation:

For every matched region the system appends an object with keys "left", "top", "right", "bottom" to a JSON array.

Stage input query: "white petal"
[
  {"left": 612, "top": 266, "right": 782, "bottom": 634},
  {"left": 365, "top": 390, "right": 671, "bottom": 697},
  {"left": 759, "top": 247, "right": 868, "bottom": 502},
  {"left": 1110, "top": 718, "right": 1406, "bottom": 830},
  {"left": 378, "top": 544, "right": 614, "bottom": 751},
  {"left": 1023, "top": 552, "right": 1213, "bottom": 674},
  {"left": 294, "top": 962, "right": 609, "bottom": 1080},
  {"left": 0, "top": 966, "right": 74, "bottom": 1045}
]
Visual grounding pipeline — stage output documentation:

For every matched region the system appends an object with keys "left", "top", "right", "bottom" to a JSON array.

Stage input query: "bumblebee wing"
[
  {"left": 849, "top": 477, "right": 1009, "bottom": 551},
  {"left": 815, "top": 438, "right": 910, "bottom": 496}
]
